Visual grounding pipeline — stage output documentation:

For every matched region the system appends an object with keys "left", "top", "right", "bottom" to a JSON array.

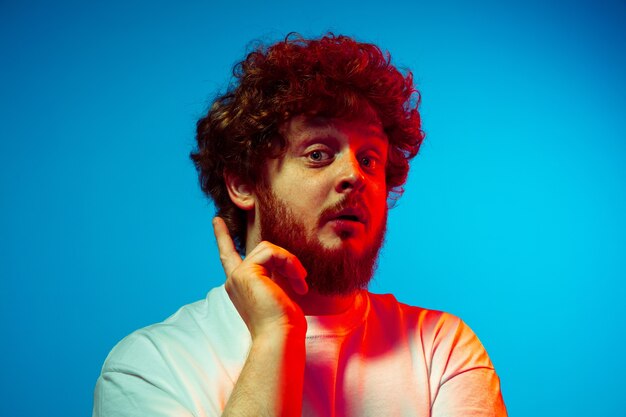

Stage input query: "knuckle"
[
  {"left": 227, "top": 267, "right": 242, "bottom": 283},
  {"left": 258, "top": 240, "right": 288, "bottom": 258},
  {"left": 257, "top": 240, "right": 273, "bottom": 251}
]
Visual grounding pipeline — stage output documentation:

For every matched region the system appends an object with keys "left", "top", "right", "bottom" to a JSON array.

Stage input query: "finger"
[
  {"left": 252, "top": 242, "right": 309, "bottom": 295},
  {"left": 212, "top": 217, "right": 242, "bottom": 276}
]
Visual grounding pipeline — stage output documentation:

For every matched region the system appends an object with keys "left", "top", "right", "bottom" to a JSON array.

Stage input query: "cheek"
[
  {"left": 369, "top": 198, "right": 387, "bottom": 220},
  {"left": 368, "top": 184, "right": 388, "bottom": 219},
  {"left": 275, "top": 174, "right": 328, "bottom": 209},
  {"left": 291, "top": 169, "right": 328, "bottom": 193}
]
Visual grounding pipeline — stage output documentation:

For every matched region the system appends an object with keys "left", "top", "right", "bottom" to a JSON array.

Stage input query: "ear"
[{"left": 224, "top": 170, "right": 256, "bottom": 211}]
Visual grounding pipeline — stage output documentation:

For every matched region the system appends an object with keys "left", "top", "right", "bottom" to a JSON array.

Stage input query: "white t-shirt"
[{"left": 93, "top": 286, "right": 506, "bottom": 416}]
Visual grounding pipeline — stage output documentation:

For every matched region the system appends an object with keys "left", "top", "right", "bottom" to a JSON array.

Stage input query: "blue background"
[{"left": 2, "top": 1, "right": 625, "bottom": 415}]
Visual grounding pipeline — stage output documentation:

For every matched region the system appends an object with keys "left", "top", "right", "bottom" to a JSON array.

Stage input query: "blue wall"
[{"left": 2, "top": 1, "right": 624, "bottom": 415}]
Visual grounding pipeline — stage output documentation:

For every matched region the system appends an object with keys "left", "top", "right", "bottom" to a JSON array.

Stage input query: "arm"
[
  {"left": 213, "top": 217, "right": 308, "bottom": 417},
  {"left": 222, "top": 325, "right": 305, "bottom": 417},
  {"left": 432, "top": 367, "right": 507, "bottom": 416},
  {"left": 429, "top": 316, "right": 507, "bottom": 417},
  {"left": 94, "top": 359, "right": 196, "bottom": 417}
]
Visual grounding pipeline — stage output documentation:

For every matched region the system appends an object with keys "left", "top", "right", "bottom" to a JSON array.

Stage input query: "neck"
[{"left": 288, "top": 288, "right": 358, "bottom": 316}]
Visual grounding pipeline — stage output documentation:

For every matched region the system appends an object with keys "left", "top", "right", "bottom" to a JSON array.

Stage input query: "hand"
[{"left": 212, "top": 217, "right": 309, "bottom": 340}]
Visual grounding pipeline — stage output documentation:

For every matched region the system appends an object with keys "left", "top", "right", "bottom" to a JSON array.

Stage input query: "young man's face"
[{"left": 254, "top": 113, "right": 389, "bottom": 294}]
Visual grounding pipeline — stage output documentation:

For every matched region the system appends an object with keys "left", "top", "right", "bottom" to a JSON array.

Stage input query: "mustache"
[{"left": 318, "top": 195, "right": 367, "bottom": 223}]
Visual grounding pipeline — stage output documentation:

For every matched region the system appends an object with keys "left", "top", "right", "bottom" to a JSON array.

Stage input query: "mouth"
[
  {"left": 333, "top": 214, "right": 361, "bottom": 222},
  {"left": 328, "top": 207, "right": 366, "bottom": 224}
]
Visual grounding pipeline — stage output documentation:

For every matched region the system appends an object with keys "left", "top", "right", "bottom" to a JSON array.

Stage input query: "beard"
[{"left": 256, "top": 188, "right": 387, "bottom": 296}]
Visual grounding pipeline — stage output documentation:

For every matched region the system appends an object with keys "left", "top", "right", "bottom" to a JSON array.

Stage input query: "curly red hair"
[{"left": 191, "top": 33, "right": 424, "bottom": 253}]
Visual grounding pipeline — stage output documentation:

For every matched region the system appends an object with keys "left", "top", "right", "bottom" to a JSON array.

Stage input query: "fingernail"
[{"left": 298, "top": 280, "right": 309, "bottom": 295}]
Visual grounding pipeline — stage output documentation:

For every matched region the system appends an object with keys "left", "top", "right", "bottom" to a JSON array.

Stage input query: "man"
[{"left": 94, "top": 34, "right": 507, "bottom": 416}]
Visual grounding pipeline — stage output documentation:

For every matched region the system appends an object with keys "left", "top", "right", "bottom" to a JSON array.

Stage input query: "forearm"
[{"left": 222, "top": 327, "right": 306, "bottom": 417}]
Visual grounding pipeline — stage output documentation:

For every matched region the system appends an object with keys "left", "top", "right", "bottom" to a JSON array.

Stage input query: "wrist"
[{"left": 251, "top": 322, "right": 307, "bottom": 346}]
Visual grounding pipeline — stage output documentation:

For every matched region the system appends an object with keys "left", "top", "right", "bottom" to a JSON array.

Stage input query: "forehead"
[{"left": 280, "top": 114, "right": 388, "bottom": 146}]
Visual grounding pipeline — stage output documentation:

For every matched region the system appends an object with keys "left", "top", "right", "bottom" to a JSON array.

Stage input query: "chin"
[{"left": 319, "top": 235, "right": 365, "bottom": 254}]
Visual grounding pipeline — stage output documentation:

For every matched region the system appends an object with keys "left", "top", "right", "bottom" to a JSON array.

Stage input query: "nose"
[{"left": 335, "top": 153, "right": 365, "bottom": 193}]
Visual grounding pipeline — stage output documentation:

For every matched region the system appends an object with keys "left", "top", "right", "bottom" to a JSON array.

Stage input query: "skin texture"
[
  {"left": 254, "top": 115, "right": 389, "bottom": 296},
  {"left": 214, "top": 217, "right": 307, "bottom": 417},
  {"left": 265, "top": 114, "right": 389, "bottom": 255},
  {"left": 216, "top": 115, "right": 390, "bottom": 416}
]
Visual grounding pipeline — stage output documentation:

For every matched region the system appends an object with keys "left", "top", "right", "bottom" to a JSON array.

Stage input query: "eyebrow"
[
  {"left": 297, "top": 123, "right": 386, "bottom": 139},
  {"left": 290, "top": 133, "right": 339, "bottom": 152},
  {"left": 286, "top": 118, "right": 388, "bottom": 152}
]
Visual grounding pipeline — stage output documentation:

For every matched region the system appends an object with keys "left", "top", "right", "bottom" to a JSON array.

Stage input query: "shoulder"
[
  {"left": 94, "top": 286, "right": 249, "bottom": 416},
  {"left": 363, "top": 292, "right": 506, "bottom": 414},
  {"left": 101, "top": 285, "right": 248, "bottom": 374},
  {"left": 365, "top": 292, "right": 490, "bottom": 365},
  {"left": 366, "top": 291, "right": 462, "bottom": 333}
]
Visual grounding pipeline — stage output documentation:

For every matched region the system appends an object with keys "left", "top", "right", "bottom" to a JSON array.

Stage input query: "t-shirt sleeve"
[
  {"left": 427, "top": 314, "right": 507, "bottom": 417},
  {"left": 93, "top": 332, "right": 198, "bottom": 417}
]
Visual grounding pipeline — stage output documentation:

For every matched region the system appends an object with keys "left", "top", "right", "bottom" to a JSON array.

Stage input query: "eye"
[
  {"left": 310, "top": 150, "right": 326, "bottom": 161},
  {"left": 361, "top": 156, "right": 374, "bottom": 168},
  {"left": 305, "top": 148, "right": 333, "bottom": 165},
  {"left": 360, "top": 154, "right": 381, "bottom": 171}
]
